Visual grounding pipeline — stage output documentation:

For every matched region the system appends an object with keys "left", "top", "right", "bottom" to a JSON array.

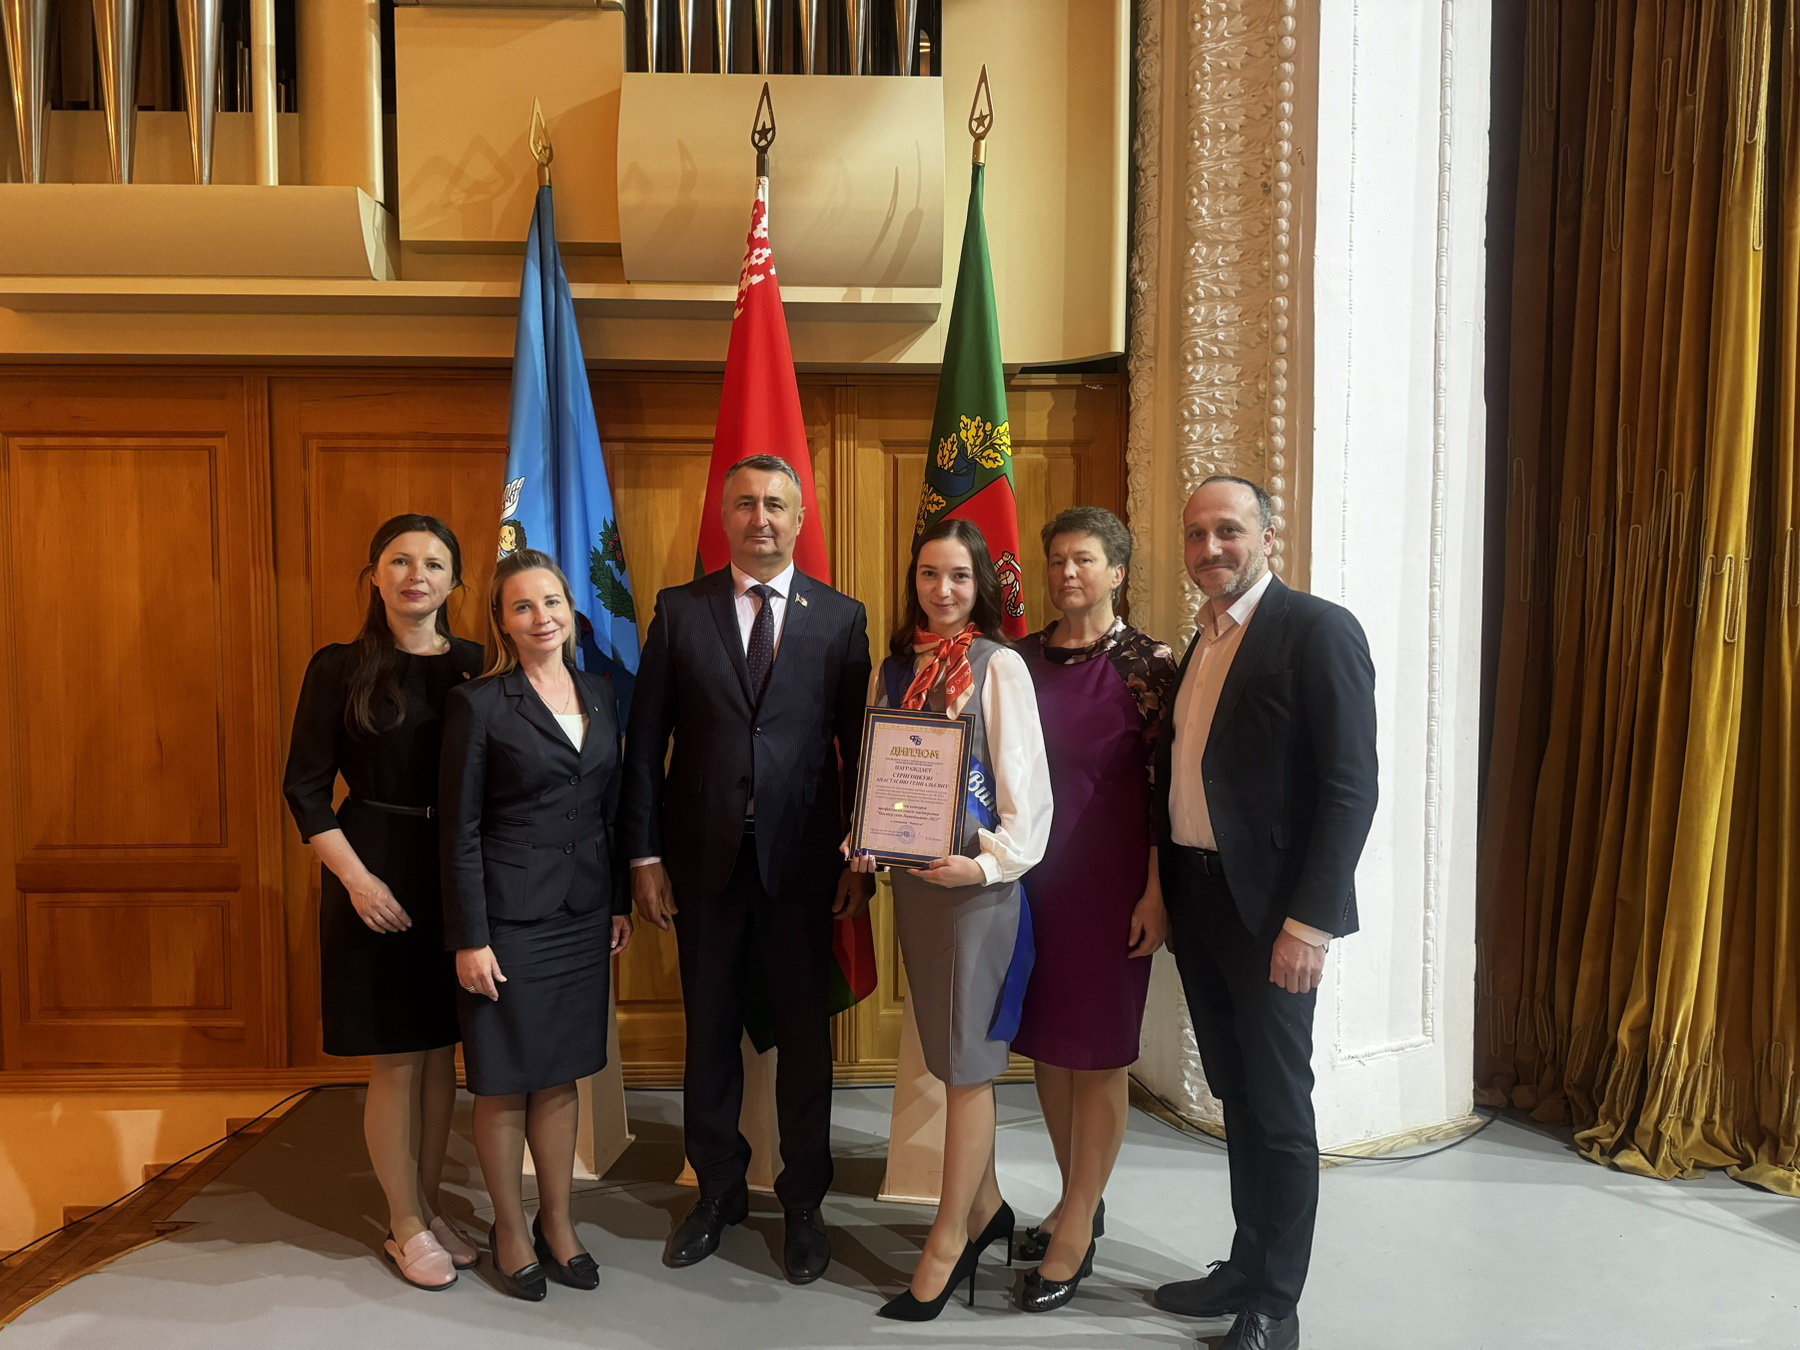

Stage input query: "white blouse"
[
  {"left": 868, "top": 645, "right": 1053, "bottom": 886},
  {"left": 554, "top": 711, "right": 588, "bottom": 751}
]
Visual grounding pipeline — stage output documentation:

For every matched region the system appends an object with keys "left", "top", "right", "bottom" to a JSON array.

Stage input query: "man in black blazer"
[
  {"left": 622, "top": 454, "right": 872, "bottom": 1285},
  {"left": 1151, "top": 476, "right": 1378, "bottom": 1350}
]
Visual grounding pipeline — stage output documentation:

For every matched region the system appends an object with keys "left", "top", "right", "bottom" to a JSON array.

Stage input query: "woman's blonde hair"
[{"left": 484, "top": 549, "right": 580, "bottom": 676}]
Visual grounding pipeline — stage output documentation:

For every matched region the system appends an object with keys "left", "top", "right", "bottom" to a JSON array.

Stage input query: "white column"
[{"left": 1299, "top": 0, "right": 1488, "bottom": 1148}]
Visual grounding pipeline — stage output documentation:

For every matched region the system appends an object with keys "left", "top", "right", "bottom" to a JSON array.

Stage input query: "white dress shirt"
[
  {"left": 866, "top": 646, "right": 1053, "bottom": 886},
  {"left": 1168, "top": 569, "right": 1330, "bottom": 948},
  {"left": 730, "top": 561, "right": 795, "bottom": 655}
]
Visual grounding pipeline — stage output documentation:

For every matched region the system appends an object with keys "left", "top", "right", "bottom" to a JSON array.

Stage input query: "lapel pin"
[{"left": 797, "top": 594, "right": 809, "bottom": 608}]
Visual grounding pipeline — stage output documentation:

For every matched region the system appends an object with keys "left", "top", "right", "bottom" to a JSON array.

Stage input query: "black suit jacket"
[
  {"left": 621, "top": 567, "right": 871, "bottom": 904},
  {"left": 1156, "top": 576, "right": 1378, "bottom": 941},
  {"left": 439, "top": 664, "right": 624, "bottom": 951}
]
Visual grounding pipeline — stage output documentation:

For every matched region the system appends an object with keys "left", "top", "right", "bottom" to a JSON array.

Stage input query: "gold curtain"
[{"left": 1479, "top": 0, "right": 1800, "bottom": 1192}]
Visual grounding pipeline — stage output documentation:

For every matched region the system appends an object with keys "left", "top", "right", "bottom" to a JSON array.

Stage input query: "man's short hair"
[
  {"left": 1200, "top": 474, "right": 1274, "bottom": 531},
  {"left": 724, "top": 454, "right": 804, "bottom": 497}
]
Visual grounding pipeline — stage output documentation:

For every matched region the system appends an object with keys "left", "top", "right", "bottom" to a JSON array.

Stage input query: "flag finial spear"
[
  {"left": 752, "top": 81, "right": 777, "bottom": 176},
  {"left": 968, "top": 65, "right": 993, "bottom": 166},
  {"left": 530, "top": 98, "right": 554, "bottom": 186}
]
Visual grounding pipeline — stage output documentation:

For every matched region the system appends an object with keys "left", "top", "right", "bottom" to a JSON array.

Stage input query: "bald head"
[{"left": 1183, "top": 478, "right": 1274, "bottom": 602}]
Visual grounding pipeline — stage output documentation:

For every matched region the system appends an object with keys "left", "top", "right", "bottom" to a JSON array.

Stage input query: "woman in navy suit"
[{"left": 439, "top": 548, "right": 633, "bottom": 1301}]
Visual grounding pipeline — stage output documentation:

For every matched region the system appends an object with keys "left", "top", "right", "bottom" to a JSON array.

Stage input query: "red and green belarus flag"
[
  {"left": 915, "top": 161, "right": 1028, "bottom": 638},
  {"left": 706, "top": 173, "right": 879, "bottom": 1041}
]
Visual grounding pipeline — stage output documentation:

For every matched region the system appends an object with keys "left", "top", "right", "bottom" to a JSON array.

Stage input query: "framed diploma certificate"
[{"left": 851, "top": 708, "right": 972, "bottom": 868}]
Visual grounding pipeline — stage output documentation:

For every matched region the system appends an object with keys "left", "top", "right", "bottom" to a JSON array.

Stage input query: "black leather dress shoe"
[
  {"left": 663, "top": 1192, "right": 749, "bottom": 1268},
  {"left": 1219, "top": 1309, "right": 1300, "bottom": 1350},
  {"left": 782, "top": 1208, "right": 831, "bottom": 1284},
  {"left": 1152, "top": 1259, "right": 1249, "bottom": 1318}
]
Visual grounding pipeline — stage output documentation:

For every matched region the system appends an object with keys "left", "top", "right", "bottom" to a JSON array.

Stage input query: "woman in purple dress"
[{"left": 1013, "top": 507, "right": 1177, "bottom": 1313}]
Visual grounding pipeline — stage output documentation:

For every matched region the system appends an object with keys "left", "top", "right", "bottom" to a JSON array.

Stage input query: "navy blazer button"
[
  {"left": 566, "top": 809, "right": 578, "bottom": 820},
  {"left": 569, "top": 774, "right": 580, "bottom": 785},
  {"left": 563, "top": 844, "right": 573, "bottom": 854}
]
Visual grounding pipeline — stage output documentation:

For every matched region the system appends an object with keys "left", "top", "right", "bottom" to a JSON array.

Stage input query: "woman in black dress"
[
  {"left": 440, "top": 548, "right": 632, "bottom": 1301},
  {"left": 282, "top": 513, "right": 484, "bottom": 1290}
]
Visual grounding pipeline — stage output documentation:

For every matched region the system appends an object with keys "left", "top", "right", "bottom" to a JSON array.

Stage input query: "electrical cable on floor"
[
  {"left": 0, "top": 1087, "right": 320, "bottom": 1269},
  {"left": 1131, "top": 1079, "right": 1502, "bottom": 1164}
]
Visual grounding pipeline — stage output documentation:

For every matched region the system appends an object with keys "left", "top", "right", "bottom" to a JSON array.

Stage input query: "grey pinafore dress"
[{"left": 883, "top": 639, "right": 1021, "bottom": 1086}]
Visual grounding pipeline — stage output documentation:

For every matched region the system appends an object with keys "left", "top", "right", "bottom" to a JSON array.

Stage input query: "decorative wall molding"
[
  {"left": 1123, "top": 0, "right": 1163, "bottom": 622},
  {"left": 1126, "top": 0, "right": 1306, "bottom": 645},
  {"left": 1126, "top": 0, "right": 1311, "bottom": 1126}
]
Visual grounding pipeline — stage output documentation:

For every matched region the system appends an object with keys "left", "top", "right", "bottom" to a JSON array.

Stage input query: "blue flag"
[{"left": 502, "top": 185, "right": 638, "bottom": 717}]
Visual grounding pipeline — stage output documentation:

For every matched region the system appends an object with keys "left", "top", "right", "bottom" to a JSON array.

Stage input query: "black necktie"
[{"left": 746, "top": 583, "right": 776, "bottom": 701}]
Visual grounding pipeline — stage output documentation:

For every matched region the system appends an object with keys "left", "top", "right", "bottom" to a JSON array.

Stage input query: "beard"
[{"left": 1194, "top": 553, "right": 1268, "bottom": 603}]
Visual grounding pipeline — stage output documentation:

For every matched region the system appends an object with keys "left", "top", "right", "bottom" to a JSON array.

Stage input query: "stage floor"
[{"left": 7, "top": 1085, "right": 1794, "bottom": 1348}]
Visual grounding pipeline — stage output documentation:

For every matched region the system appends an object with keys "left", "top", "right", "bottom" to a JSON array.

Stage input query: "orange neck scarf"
[{"left": 903, "top": 625, "right": 979, "bottom": 717}]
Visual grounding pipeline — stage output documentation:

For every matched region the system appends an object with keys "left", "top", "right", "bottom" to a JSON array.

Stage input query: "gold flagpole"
[{"left": 529, "top": 97, "right": 553, "bottom": 187}]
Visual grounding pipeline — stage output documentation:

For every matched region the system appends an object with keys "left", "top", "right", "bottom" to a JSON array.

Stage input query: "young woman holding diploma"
[{"left": 849, "top": 517, "right": 1052, "bottom": 1321}]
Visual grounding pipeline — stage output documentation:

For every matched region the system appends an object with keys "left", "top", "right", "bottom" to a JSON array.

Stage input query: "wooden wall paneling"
[
  {"left": 270, "top": 374, "right": 514, "bottom": 1067},
  {"left": 0, "top": 374, "right": 279, "bottom": 1071},
  {"left": 0, "top": 367, "right": 1121, "bottom": 1087},
  {"left": 0, "top": 412, "right": 17, "bottom": 1072},
  {"left": 585, "top": 376, "right": 718, "bottom": 1080},
  {"left": 243, "top": 375, "right": 290, "bottom": 1071}
]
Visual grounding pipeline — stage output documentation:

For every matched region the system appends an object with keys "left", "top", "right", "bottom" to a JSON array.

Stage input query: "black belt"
[
  {"left": 352, "top": 797, "right": 434, "bottom": 819},
  {"left": 1176, "top": 844, "right": 1226, "bottom": 876}
]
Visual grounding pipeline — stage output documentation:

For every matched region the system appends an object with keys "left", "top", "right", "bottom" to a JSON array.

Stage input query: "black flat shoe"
[
  {"left": 876, "top": 1238, "right": 982, "bottom": 1322},
  {"left": 663, "top": 1191, "right": 749, "bottom": 1268},
  {"left": 532, "top": 1216, "right": 599, "bottom": 1291},
  {"left": 1014, "top": 1197, "right": 1104, "bottom": 1262},
  {"left": 971, "top": 1200, "right": 1015, "bottom": 1266},
  {"left": 1017, "top": 1239, "right": 1097, "bottom": 1312},
  {"left": 488, "top": 1222, "right": 547, "bottom": 1302}
]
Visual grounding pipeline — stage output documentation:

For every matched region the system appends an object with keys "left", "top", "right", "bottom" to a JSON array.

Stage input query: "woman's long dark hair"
[
  {"left": 887, "top": 517, "right": 1010, "bottom": 661},
  {"left": 346, "top": 514, "right": 464, "bottom": 737}
]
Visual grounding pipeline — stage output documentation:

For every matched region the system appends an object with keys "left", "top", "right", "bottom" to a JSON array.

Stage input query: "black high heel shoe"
[
  {"left": 971, "top": 1201, "right": 1016, "bottom": 1267},
  {"left": 1018, "top": 1239, "right": 1098, "bottom": 1312},
  {"left": 876, "top": 1238, "right": 983, "bottom": 1322},
  {"left": 532, "top": 1215, "right": 600, "bottom": 1291},
  {"left": 1015, "top": 1198, "right": 1104, "bottom": 1263},
  {"left": 488, "top": 1222, "right": 548, "bottom": 1302}
]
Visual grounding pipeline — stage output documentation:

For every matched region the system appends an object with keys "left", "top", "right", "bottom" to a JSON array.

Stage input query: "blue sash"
[{"left": 881, "top": 658, "right": 1035, "bottom": 1041}]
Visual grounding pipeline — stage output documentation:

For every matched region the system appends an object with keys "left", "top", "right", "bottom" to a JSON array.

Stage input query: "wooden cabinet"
[{"left": 0, "top": 367, "right": 1122, "bottom": 1086}]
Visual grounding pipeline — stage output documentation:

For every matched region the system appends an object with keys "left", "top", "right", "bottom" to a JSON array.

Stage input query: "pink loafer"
[
  {"left": 430, "top": 1216, "right": 480, "bottom": 1270},
  {"left": 384, "top": 1229, "right": 458, "bottom": 1290}
]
